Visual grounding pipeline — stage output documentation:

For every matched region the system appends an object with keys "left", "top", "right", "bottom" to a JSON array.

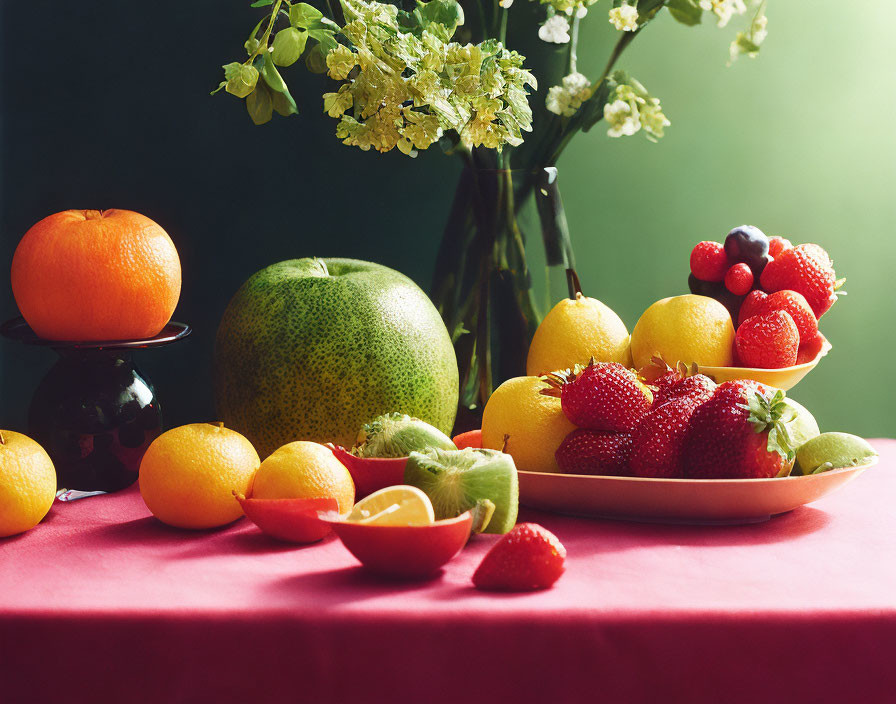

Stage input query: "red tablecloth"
[{"left": 2, "top": 440, "right": 894, "bottom": 704}]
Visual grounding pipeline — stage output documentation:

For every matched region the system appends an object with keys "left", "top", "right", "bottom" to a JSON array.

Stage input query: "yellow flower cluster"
[{"left": 321, "top": 0, "right": 536, "bottom": 156}]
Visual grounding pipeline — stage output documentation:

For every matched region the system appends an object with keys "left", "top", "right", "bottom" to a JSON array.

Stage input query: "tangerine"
[
  {"left": 139, "top": 423, "right": 259, "bottom": 530},
  {"left": 11, "top": 209, "right": 181, "bottom": 341},
  {"left": 0, "top": 430, "right": 57, "bottom": 538}
]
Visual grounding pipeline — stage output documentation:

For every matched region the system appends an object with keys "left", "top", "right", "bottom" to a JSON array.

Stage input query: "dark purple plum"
[{"left": 724, "top": 226, "right": 769, "bottom": 274}]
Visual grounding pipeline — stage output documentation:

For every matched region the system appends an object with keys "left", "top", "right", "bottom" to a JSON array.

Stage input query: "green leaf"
[
  {"left": 224, "top": 63, "right": 259, "bottom": 98},
  {"left": 250, "top": 0, "right": 274, "bottom": 7},
  {"left": 398, "top": 0, "right": 464, "bottom": 40},
  {"left": 304, "top": 42, "right": 329, "bottom": 73},
  {"left": 666, "top": 0, "right": 702, "bottom": 26},
  {"left": 246, "top": 82, "right": 274, "bottom": 124},
  {"left": 289, "top": 2, "right": 323, "bottom": 28},
  {"left": 272, "top": 89, "right": 298, "bottom": 117},
  {"left": 261, "top": 52, "right": 289, "bottom": 93},
  {"left": 272, "top": 27, "right": 307, "bottom": 66},
  {"left": 308, "top": 28, "right": 337, "bottom": 53}
]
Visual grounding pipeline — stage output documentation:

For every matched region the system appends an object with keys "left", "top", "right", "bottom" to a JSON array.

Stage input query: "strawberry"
[
  {"left": 690, "top": 241, "right": 728, "bottom": 282},
  {"left": 767, "top": 236, "right": 793, "bottom": 258},
  {"left": 796, "top": 331, "right": 827, "bottom": 365},
  {"left": 542, "top": 360, "right": 653, "bottom": 432},
  {"left": 759, "top": 244, "right": 842, "bottom": 318},
  {"left": 555, "top": 429, "right": 632, "bottom": 476},
  {"left": 472, "top": 523, "right": 566, "bottom": 591},
  {"left": 682, "top": 381, "right": 796, "bottom": 479},
  {"left": 759, "top": 290, "right": 818, "bottom": 343},
  {"left": 663, "top": 373, "right": 717, "bottom": 403},
  {"left": 738, "top": 290, "right": 768, "bottom": 327},
  {"left": 735, "top": 310, "right": 799, "bottom": 368}
]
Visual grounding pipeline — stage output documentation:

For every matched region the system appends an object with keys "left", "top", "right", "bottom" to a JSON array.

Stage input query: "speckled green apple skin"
[{"left": 214, "top": 258, "right": 458, "bottom": 459}]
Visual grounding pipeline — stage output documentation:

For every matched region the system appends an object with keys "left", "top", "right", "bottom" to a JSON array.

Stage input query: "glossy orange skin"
[{"left": 11, "top": 209, "right": 181, "bottom": 341}]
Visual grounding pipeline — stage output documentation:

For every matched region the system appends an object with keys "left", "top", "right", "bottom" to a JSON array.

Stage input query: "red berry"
[
  {"left": 759, "top": 244, "right": 839, "bottom": 318},
  {"left": 472, "top": 523, "right": 566, "bottom": 591},
  {"left": 724, "top": 263, "right": 754, "bottom": 296},
  {"left": 738, "top": 290, "right": 768, "bottom": 327},
  {"left": 690, "top": 241, "right": 729, "bottom": 282},
  {"left": 555, "top": 429, "right": 632, "bottom": 476},
  {"left": 682, "top": 381, "right": 795, "bottom": 479},
  {"left": 796, "top": 332, "right": 827, "bottom": 365},
  {"left": 761, "top": 290, "right": 818, "bottom": 344},
  {"left": 768, "top": 236, "right": 793, "bottom": 258},
  {"left": 542, "top": 361, "right": 652, "bottom": 433},
  {"left": 630, "top": 377, "right": 716, "bottom": 479},
  {"left": 735, "top": 310, "right": 799, "bottom": 368}
]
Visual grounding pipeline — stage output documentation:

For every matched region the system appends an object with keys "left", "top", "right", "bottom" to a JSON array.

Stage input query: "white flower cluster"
[
  {"left": 608, "top": 4, "right": 639, "bottom": 32},
  {"left": 545, "top": 72, "right": 592, "bottom": 117},
  {"left": 698, "top": 0, "right": 747, "bottom": 28},
  {"left": 603, "top": 79, "right": 669, "bottom": 140},
  {"left": 729, "top": 6, "right": 768, "bottom": 63},
  {"left": 538, "top": 14, "right": 572, "bottom": 43}
]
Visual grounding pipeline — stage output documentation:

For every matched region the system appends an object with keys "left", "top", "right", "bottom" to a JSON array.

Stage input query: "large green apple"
[{"left": 214, "top": 258, "right": 458, "bottom": 458}]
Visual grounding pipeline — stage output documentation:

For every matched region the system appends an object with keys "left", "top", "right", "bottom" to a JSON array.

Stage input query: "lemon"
[
  {"left": 139, "top": 423, "right": 260, "bottom": 530},
  {"left": 346, "top": 485, "right": 435, "bottom": 526},
  {"left": 527, "top": 293, "right": 631, "bottom": 376},
  {"left": 0, "top": 430, "right": 56, "bottom": 538},
  {"left": 251, "top": 441, "right": 355, "bottom": 515},
  {"left": 630, "top": 294, "right": 735, "bottom": 370},
  {"left": 481, "top": 376, "right": 576, "bottom": 473}
]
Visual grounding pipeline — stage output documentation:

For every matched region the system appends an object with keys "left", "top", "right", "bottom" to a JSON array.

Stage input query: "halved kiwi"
[
  {"left": 352, "top": 412, "right": 456, "bottom": 459},
  {"left": 404, "top": 448, "right": 518, "bottom": 534}
]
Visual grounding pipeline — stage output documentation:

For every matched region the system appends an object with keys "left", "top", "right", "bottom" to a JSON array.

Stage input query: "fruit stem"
[
  {"left": 0, "top": 431, "right": 5, "bottom": 445},
  {"left": 213, "top": 421, "right": 224, "bottom": 429},
  {"left": 501, "top": 434, "right": 510, "bottom": 453},
  {"left": 566, "top": 268, "right": 583, "bottom": 300}
]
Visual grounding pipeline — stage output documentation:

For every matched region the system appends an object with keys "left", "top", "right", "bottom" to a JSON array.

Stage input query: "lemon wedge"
[{"left": 346, "top": 485, "right": 435, "bottom": 526}]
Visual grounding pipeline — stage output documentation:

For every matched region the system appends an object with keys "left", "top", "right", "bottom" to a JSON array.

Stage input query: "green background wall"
[{"left": 1, "top": 1, "right": 893, "bottom": 437}]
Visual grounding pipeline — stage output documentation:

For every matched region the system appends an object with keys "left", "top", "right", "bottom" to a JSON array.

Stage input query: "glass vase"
[{"left": 432, "top": 165, "right": 575, "bottom": 429}]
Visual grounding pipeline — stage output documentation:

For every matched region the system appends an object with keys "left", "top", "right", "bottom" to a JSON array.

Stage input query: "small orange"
[
  {"left": 139, "top": 423, "right": 259, "bottom": 530},
  {"left": 481, "top": 376, "right": 576, "bottom": 474},
  {"left": 0, "top": 430, "right": 57, "bottom": 538},
  {"left": 11, "top": 209, "right": 181, "bottom": 341},
  {"left": 251, "top": 441, "right": 355, "bottom": 514}
]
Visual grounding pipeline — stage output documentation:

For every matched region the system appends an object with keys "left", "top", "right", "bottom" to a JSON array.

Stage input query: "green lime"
[{"left": 795, "top": 432, "right": 877, "bottom": 475}]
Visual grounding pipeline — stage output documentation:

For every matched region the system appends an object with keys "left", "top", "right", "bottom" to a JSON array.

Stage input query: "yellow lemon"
[
  {"left": 630, "top": 294, "right": 735, "bottom": 370},
  {"left": 251, "top": 441, "right": 355, "bottom": 515},
  {"left": 527, "top": 293, "right": 631, "bottom": 376},
  {"left": 347, "top": 485, "right": 435, "bottom": 526},
  {"left": 139, "top": 423, "right": 260, "bottom": 530},
  {"left": 481, "top": 376, "right": 576, "bottom": 474},
  {"left": 0, "top": 430, "right": 56, "bottom": 538}
]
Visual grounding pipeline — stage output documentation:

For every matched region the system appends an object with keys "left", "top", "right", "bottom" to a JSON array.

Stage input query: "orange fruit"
[
  {"left": 139, "top": 423, "right": 260, "bottom": 530},
  {"left": 630, "top": 294, "right": 735, "bottom": 370},
  {"left": 481, "top": 376, "right": 576, "bottom": 474},
  {"left": 0, "top": 430, "right": 57, "bottom": 538},
  {"left": 527, "top": 293, "right": 632, "bottom": 376},
  {"left": 251, "top": 441, "right": 355, "bottom": 514},
  {"left": 11, "top": 209, "right": 181, "bottom": 341}
]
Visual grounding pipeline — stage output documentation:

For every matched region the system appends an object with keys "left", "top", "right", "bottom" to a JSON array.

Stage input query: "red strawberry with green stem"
[
  {"left": 542, "top": 360, "right": 653, "bottom": 432},
  {"left": 759, "top": 244, "right": 844, "bottom": 318},
  {"left": 682, "top": 381, "right": 796, "bottom": 479},
  {"left": 472, "top": 523, "right": 566, "bottom": 591},
  {"left": 555, "top": 429, "right": 632, "bottom": 476},
  {"left": 629, "top": 374, "right": 716, "bottom": 478}
]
